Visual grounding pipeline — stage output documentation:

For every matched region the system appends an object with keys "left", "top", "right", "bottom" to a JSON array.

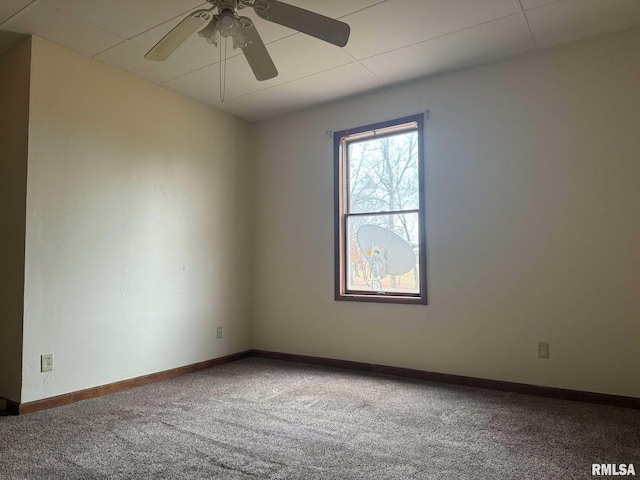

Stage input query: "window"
[{"left": 334, "top": 114, "right": 427, "bottom": 304}]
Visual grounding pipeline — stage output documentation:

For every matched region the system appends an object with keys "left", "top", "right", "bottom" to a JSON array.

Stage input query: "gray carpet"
[{"left": 1, "top": 358, "right": 638, "bottom": 479}]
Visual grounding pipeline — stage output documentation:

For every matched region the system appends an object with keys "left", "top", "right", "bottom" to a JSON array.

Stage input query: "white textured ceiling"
[{"left": 2, "top": 0, "right": 640, "bottom": 122}]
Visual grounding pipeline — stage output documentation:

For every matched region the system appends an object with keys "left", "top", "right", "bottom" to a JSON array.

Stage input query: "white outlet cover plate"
[{"left": 41, "top": 354, "right": 53, "bottom": 372}]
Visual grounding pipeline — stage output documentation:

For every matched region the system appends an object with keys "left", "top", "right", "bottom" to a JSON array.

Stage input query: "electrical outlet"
[
  {"left": 216, "top": 326, "right": 223, "bottom": 339},
  {"left": 537, "top": 342, "right": 549, "bottom": 359},
  {"left": 41, "top": 353, "right": 53, "bottom": 372}
]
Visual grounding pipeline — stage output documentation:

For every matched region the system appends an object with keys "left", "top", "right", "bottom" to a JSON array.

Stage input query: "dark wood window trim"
[{"left": 334, "top": 114, "right": 427, "bottom": 304}]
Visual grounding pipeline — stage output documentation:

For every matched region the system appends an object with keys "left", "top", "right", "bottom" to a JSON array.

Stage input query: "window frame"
[{"left": 334, "top": 114, "right": 427, "bottom": 305}]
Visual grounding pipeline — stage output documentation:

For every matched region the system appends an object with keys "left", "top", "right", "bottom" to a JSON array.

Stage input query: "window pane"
[
  {"left": 348, "top": 131, "right": 419, "bottom": 213},
  {"left": 346, "top": 213, "right": 420, "bottom": 294}
]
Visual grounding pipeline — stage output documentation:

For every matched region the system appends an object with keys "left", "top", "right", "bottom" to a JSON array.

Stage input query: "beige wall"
[
  {"left": 5, "top": 27, "right": 640, "bottom": 404},
  {"left": 21, "top": 38, "right": 253, "bottom": 403},
  {"left": 0, "top": 38, "right": 30, "bottom": 403},
  {"left": 252, "top": 27, "right": 640, "bottom": 398}
]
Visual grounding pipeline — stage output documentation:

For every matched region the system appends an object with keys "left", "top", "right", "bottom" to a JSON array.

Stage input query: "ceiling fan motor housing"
[{"left": 213, "top": 0, "right": 240, "bottom": 13}]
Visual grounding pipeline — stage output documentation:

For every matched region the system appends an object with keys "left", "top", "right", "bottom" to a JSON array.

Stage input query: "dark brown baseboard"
[
  {"left": 7, "top": 348, "right": 639, "bottom": 415},
  {"left": 16, "top": 351, "right": 251, "bottom": 415},
  {"left": 250, "top": 349, "right": 640, "bottom": 410}
]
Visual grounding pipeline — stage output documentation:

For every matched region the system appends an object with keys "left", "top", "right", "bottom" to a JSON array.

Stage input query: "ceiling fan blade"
[
  {"left": 253, "top": 0, "right": 350, "bottom": 47},
  {"left": 239, "top": 18, "right": 278, "bottom": 81},
  {"left": 145, "top": 10, "right": 210, "bottom": 61}
]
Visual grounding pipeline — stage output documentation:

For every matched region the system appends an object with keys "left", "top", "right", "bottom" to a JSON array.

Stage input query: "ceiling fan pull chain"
[{"left": 220, "top": 36, "right": 228, "bottom": 103}]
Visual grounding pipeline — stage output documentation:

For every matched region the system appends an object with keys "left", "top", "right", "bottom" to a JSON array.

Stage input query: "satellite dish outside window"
[{"left": 356, "top": 225, "right": 416, "bottom": 291}]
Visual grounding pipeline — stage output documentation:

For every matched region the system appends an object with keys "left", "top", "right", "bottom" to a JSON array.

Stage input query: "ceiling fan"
[{"left": 144, "top": 0, "right": 351, "bottom": 81}]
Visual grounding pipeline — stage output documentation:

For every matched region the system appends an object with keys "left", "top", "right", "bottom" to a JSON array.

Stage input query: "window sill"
[{"left": 335, "top": 293, "right": 427, "bottom": 305}]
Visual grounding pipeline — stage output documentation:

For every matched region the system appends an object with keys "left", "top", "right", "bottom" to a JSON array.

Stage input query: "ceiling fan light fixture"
[
  {"left": 217, "top": 10, "right": 240, "bottom": 38},
  {"left": 213, "top": 9, "right": 250, "bottom": 49},
  {"left": 232, "top": 28, "right": 249, "bottom": 50},
  {"left": 197, "top": 16, "right": 219, "bottom": 45}
]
